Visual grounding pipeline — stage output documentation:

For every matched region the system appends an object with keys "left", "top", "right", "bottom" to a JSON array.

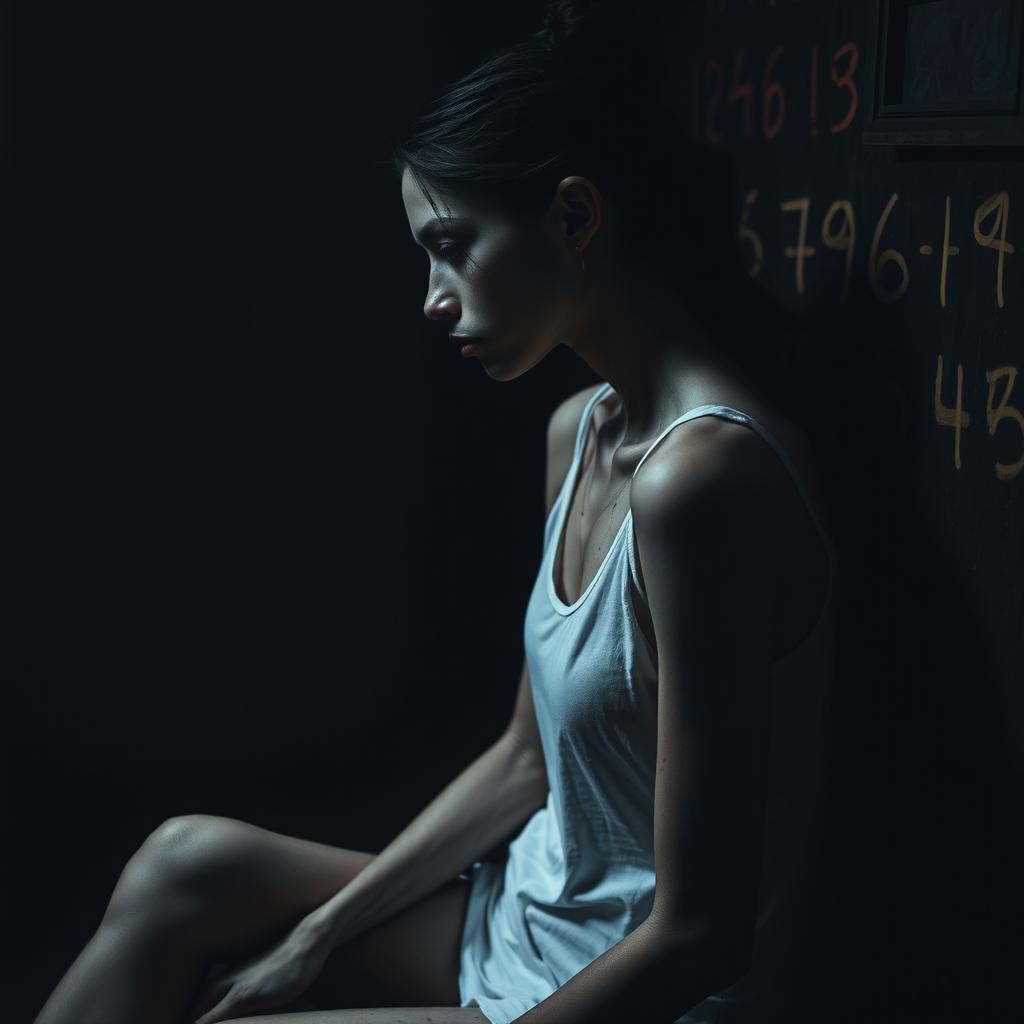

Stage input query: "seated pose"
[{"left": 34, "top": 1, "right": 837, "bottom": 1023}]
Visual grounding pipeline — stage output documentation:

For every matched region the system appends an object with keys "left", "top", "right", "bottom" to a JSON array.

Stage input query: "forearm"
[
  {"left": 307, "top": 730, "right": 548, "bottom": 947},
  {"left": 512, "top": 917, "right": 740, "bottom": 1024}
]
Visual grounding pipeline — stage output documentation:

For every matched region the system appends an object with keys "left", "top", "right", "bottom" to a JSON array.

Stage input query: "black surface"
[{"left": 13, "top": 2, "right": 1024, "bottom": 1022}]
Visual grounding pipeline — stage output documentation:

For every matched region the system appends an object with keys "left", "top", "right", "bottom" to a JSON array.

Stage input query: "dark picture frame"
[{"left": 863, "top": 0, "right": 1024, "bottom": 145}]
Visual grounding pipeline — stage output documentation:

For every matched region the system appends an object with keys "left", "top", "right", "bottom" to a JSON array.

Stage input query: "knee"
[{"left": 106, "top": 814, "right": 241, "bottom": 923}]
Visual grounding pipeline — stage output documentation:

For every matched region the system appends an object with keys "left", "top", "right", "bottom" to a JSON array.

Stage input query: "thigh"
[
  {"left": 304, "top": 871, "right": 473, "bottom": 1011},
  {"left": 116, "top": 814, "right": 473, "bottom": 1009}
]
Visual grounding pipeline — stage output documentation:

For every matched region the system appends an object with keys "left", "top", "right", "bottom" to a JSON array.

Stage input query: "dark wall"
[
  {"left": 15, "top": 1, "right": 596, "bottom": 1016},
  {"left": 673, "top": 2, "right": 1023, "bottom": 1022},
  {"left": 14, "top": 2, "right": 1023, "bottom": 1022}
]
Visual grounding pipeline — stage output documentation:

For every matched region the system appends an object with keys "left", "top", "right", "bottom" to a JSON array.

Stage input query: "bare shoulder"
[
  {"left": 628, "top": 417, "right": 779, "bottom": 704},
  {"left": 630, "top": 415, "right": 779, "bottom": 519},
  {"left": 628, "top": 416, "right": 793, "bottom": 588},
  {"left": 544, "top": 383, "right": 606, "bottom": 517}
]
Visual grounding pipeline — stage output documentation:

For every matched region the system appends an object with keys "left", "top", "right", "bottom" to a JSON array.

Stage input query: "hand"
[{"left": 184, "top": 915, "right": 334, "bottom": 1024}]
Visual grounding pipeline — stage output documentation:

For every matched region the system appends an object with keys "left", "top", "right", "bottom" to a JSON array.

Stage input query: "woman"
[{"left": 34, "top": 2, "right": 837, "bottom": 1023}]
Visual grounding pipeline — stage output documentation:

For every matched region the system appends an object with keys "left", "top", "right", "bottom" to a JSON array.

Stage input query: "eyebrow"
[{"left": 413, "top": 217, "right": 469, "bottom": 244}]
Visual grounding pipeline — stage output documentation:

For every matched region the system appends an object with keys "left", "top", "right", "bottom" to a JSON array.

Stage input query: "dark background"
[{"left": 12, "top": 1, "right": 1023, "bottom": 1022}]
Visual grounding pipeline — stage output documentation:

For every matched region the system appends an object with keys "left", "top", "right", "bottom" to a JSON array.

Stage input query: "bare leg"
[
  {"left": 32, "top": 819, "right": 336, "bottom": 1024},
  {"left": 32, "top": 814, "right": 478, "bottom": 1024},
  {"left": 32, "top": 903, "right": 214, "bottom": 1024}
]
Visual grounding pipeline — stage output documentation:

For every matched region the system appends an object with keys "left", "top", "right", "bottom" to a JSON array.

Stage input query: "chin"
[
  {"left": 481, "top": 360, "right": 523, "bottom": 383},
  {"left": 485, "top": 346, "right": 552, "bottom": 383}
]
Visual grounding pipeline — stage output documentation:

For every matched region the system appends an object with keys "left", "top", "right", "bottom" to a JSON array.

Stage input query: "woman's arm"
[
  {"left": 305, "top": 725, "right": 548, "bottom": 947},
  {"left": 306, "top": 386, "right": 594, "bottom": 949},
  {"left": 512, "top": 421, "right": 779, "bottom": 1024}
]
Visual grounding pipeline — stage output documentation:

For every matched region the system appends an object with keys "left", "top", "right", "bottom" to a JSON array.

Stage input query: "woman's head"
[
  {"left": 401, "top": 163, "right": 601, "bottom": 377},
  {"left": 394, "top": 0, "right": 781, "bottom": 389},
  {"left": 396, "top": 0, "right": 687, "bottom": 265}
]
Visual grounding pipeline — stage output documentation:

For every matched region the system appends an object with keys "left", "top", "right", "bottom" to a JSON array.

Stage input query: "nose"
[{"left": 424, "top": 287, "right": 459, "bottom": 323}]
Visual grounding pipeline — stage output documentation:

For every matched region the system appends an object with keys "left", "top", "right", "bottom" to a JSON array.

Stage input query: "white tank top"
[{"left": 458, "top": 382, "right": 839, "bottom": 1023}]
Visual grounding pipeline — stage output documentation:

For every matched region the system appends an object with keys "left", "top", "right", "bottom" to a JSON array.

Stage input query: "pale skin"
[{"left": 32, "top": 168, "right": 830, "bottom": 1024}]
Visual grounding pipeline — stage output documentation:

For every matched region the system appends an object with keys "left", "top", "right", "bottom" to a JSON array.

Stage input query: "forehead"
[{"left": 401, "top": 168, "right": 462, "bottom": 233}]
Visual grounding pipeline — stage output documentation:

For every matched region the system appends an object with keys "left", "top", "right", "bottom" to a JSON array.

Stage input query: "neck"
[{"left": 566, "top": 272, "right": 764, "bottom": 453}]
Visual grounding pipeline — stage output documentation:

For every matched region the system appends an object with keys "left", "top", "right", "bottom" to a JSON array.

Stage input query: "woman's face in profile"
[{"left": 401, "top": 166, "right": 579, "bottom": 379}]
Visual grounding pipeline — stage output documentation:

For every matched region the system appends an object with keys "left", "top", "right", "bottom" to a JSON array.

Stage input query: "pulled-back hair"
[{"left": 391, "top": 0, "right": 806, "bottom": 415}]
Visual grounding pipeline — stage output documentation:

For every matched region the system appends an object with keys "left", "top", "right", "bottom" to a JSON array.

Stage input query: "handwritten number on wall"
[
  {"left": 935, "top": 357, "right": 1023, "bottom": 479},
  {"left": 780, "top": 196, "right": 815, "bottom": 293},
  {"left": 738, "top": 188, "right": 764, "bottom": 277},
  {"left": 690, "top": 40, "right": 859, "bottom": 142},
  {"left": 985, "top": 367, "right": 1024, "bottom": 480},
  {"left": 973, "top": 192, "right": 1014, "bottom": 310},
  {"left": 830, "top": 42, "right": 858, "bottom": 134},
  {"left": 869, "top": 193, "right": 910, "bottom": 304},
  {"left": 762, "top": 45, "right": 785, "bottom": 139},
  {"left": 728, "top": 48, "right": 754, "bottom": 139},
  {"left": 821, "top": 200, "right": 856, "bottom": 304}
]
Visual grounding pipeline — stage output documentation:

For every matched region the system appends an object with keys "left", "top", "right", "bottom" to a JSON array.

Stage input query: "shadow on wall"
[{"left": 782, "top": 278, "right": 1023, "bottom": 1023}]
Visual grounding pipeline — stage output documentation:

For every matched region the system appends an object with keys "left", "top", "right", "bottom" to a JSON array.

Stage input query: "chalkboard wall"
[{"left": 668, "top": 2, "right": 1022, "bottom": 1020}]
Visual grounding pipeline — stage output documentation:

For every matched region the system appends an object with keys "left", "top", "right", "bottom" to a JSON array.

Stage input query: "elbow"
[
  {"left": 503, "top": 727, "right": 547, "bottom": 779},
  {"left": 644, "top": 913, "right": 752, "bottom": 992}
]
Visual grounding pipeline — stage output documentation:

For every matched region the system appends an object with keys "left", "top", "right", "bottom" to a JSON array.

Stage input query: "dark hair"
[{"left": 391, "top": 0, "right": 804, "bottom": 415}]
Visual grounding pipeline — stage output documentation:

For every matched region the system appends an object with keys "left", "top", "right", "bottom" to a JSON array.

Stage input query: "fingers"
[
  {"left": 193, "top": 985, "right": 263, "bottom": 1024},
  {"left": 193, "top": 991, "right": 236, "bottom": 1024},
  {"left": 183, "top": 975, "right": 232, "bottom": 1024}
]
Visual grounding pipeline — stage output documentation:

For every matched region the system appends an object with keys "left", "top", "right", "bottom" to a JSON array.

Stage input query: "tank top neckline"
[
  {"left": 547, "top": 383, "right": 724, "bottom": 615},
  {"left": 547, "top": 382, "right": 837, "bottom": 628}
]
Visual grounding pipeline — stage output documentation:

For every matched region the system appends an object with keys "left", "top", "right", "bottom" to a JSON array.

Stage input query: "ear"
[{"left": 553, "top": 175, "right": 604, "bottom": 253}]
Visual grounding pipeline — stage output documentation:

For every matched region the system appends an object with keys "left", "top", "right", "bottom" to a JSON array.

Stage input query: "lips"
[{"left": 450, "top": 334, "right": 482, "bottom": 345}]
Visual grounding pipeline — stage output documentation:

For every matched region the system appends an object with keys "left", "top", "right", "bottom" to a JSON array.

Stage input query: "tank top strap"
[
  {"left": 544, "top": 383, "right": 616, "bottom": 540},
  {"left": 628, "top": 402, "right": 835, "bottom": 556},
  {"left": 573, "top": 382, "right": 615, "bottom": 459},
  {"left": 629, "top": 403, "right": 733, "bottom": 479},
  {"left": 710, "top": 408, "right": 836, "bottom": 556}
]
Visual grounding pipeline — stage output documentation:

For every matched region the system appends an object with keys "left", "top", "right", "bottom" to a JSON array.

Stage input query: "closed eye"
[{"left": 437, "top": 242, "right": 470, "bottom": 266}]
